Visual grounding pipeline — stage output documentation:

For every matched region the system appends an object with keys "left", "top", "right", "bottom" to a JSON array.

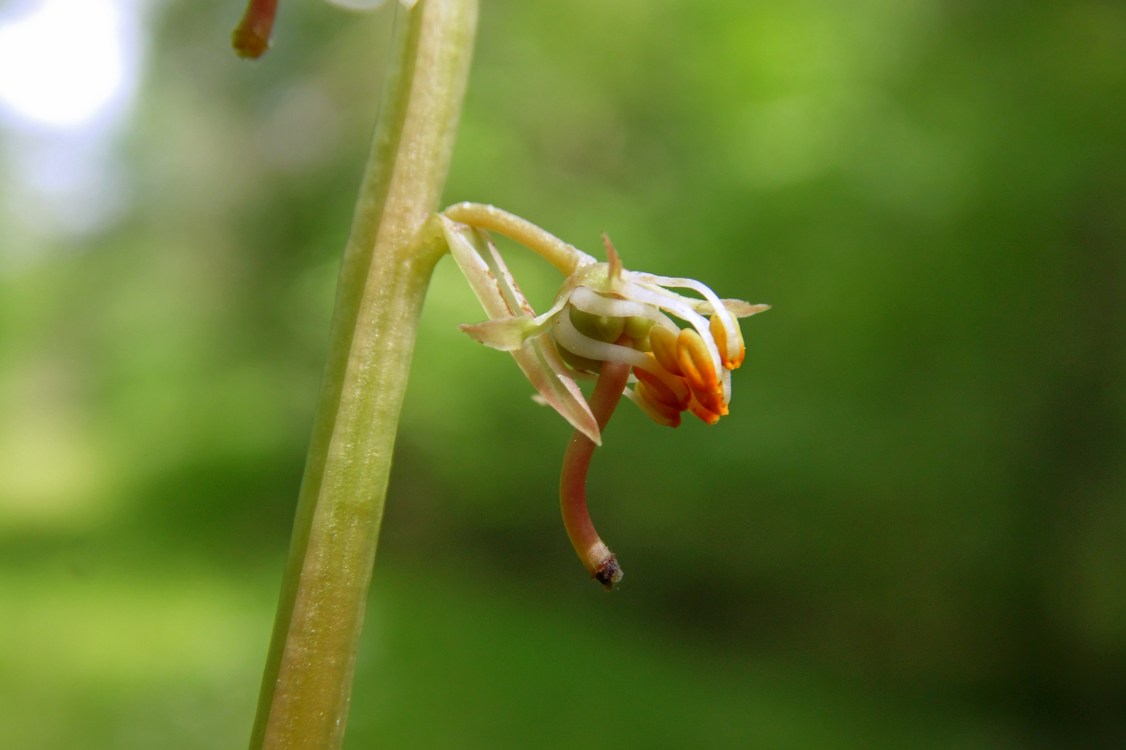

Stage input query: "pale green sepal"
[
  {"left": 441, "top": 216, "right": 601, "bottom": 444},
  {"left": 458, "top": 317, "right": 538, "bottom": 351},
  {"left": 716, "top": 300, "right": 771, "bottom": 318},
  {"left": 517, "top": 337, "right": 602, "bottom": 445},
  {"left": 441, "top": 216, "right": 531, "bottom": 319}
]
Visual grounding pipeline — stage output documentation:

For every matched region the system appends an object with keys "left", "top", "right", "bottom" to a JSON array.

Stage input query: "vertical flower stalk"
[{"left": 248, "top": 2, "right": 477, "bottom": 749}]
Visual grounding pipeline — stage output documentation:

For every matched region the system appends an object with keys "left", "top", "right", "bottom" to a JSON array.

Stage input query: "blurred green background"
[{"left": 1, "top": 0, "right": 1124, "bottom": 747}]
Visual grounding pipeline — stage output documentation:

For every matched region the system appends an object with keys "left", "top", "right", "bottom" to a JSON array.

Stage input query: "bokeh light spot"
[{"left": 0, "top": 0, "right": 129, "bottom": 129}]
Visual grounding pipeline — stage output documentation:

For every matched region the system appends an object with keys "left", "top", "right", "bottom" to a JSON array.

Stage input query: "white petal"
[
  {"left": 553, "top": 312, "right": 652, "bottom": 370},
  {"left": 635, "top": 273, "right": 740, "bottom": 370},
  {"left": 569, "top": 285, "right": 660, "bottom": 322},
  {"left": 615, "top": 278, "right": 725, "bottom": 376}
]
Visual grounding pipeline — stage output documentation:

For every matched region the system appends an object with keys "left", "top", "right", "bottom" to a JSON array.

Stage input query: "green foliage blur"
[{"left": 2, "top": 0, "right": 1124, "bottom": 747}]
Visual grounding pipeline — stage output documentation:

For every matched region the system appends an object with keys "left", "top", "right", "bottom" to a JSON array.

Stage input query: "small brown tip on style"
[
  {"left": 594, "top": 555, "right": 624, "bottom": 591},
  {"left": 232, "top": 0, "right": 277, "bottom": 59},
  {"left": 232, "top": 27, "right": 270, "bottom": 59}
]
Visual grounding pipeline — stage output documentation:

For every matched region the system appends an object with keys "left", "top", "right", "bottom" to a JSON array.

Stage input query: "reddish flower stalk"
[
  {"left": 559, "top": 356, "right": 632, "bottom": 590},
  {"left": 232, "top": 0, "right": 278, "bottom": 59}
]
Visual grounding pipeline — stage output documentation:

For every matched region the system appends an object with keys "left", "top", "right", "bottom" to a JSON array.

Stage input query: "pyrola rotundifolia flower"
[
  {"left": 439, "top": 204, "right": 768, "bottom": 587},
  {"left": 442, "top": 214, "right": 767, "bottom": 441},
  {"left": 542, "top": 236, "right": 768, "bottom": 430}
]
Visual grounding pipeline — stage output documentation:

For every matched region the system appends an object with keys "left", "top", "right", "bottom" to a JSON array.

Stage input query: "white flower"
[{"left": 440, "top": 215, "right": 768, "bottom": 443}]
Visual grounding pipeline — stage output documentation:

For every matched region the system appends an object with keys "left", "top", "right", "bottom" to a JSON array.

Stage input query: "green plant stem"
[{"left": 249, "top": 2, "right": 477, "bottom": 748}]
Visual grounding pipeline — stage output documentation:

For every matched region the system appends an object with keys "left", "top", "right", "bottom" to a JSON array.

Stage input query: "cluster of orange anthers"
[
  {"left": 546, "top": 235, "right": 767, "bottom": 433},
  {"left": 634, "top": 316, "right": 741, "bottom": 426}
]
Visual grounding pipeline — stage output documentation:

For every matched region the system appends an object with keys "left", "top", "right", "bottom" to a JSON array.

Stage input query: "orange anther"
[
  {"left": 692, "top": 386, "right": 727, "bottom": 418},
  {"left": 710, "top": 314, "right": 745, "bottom": 370},
  {"left": 636, "top": 381, "right": 683, "bottom": 427},
  {"left": 675, "top": 329, "right": 719, "bottom": 397},
  {"left": 633, "top": 367, "right": 688, "bottom": 410},
  {"left": 687, "top": 397, "right": 723, "bottom": 425},
  {"left": 648, "top": 325, "right": 682, "bottom": 377}
]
